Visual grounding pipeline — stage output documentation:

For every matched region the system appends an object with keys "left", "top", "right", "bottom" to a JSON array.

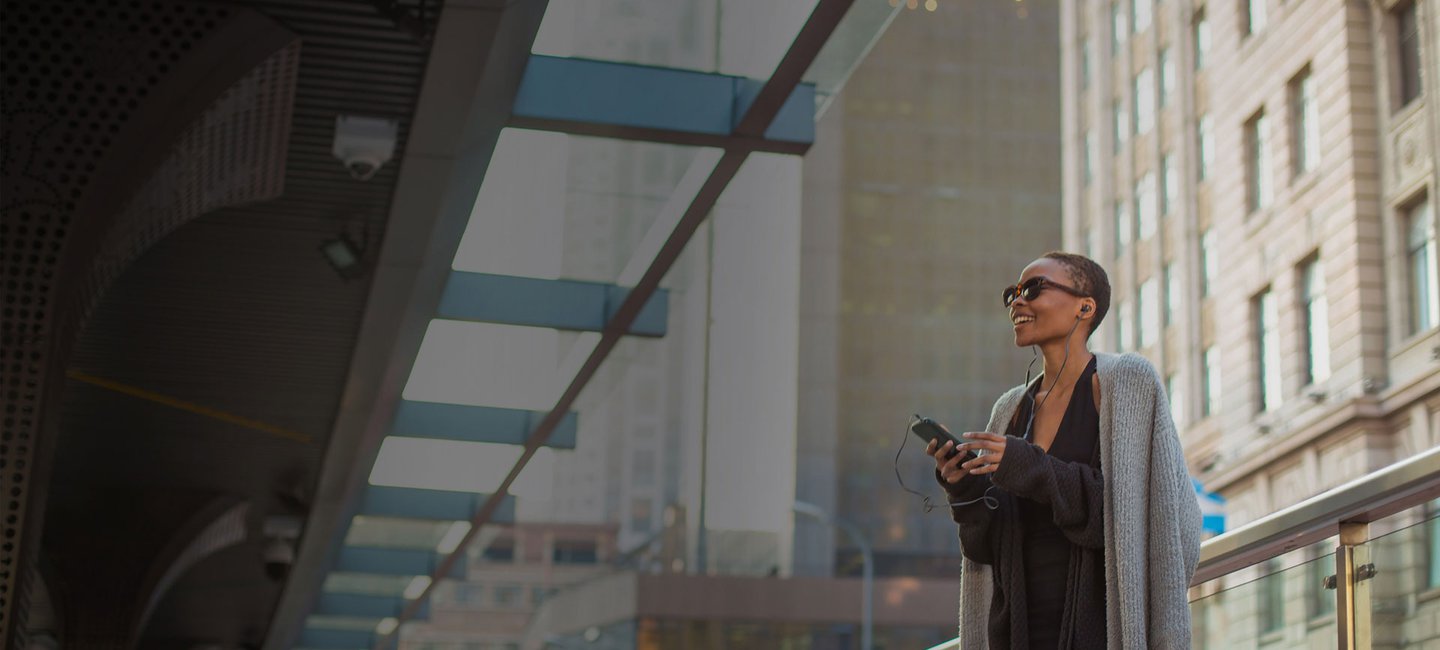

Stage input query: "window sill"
[
  {"left": 1306, "top": 613, "right": 1336, "bottom": 630},
  {"left": 1259, "top": 628, "right": 1284, "bottom": 645},
  {"left": 1290, "top": 169, "right": 1321, "bottom": 195},
  {"left": 1390, "top": 325, "right": 1439, "bottom": 359},
  {"left": 1244, "top": 207, "right": 1274, "bottom": 235},
  {"left": 1391, "top": 95, "right": 1425, "bottom": 119}
]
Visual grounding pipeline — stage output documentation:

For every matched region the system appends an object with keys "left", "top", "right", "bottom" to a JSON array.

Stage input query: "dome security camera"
[
  {"left": 262, "top": 537, "right": 295, "bottom": 581},
  {"left": 332, "top": 115, "right": 398, "bottom": 181}
]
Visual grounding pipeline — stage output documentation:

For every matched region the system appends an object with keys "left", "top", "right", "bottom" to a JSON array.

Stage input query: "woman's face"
[{"left": 1007, "top": 258, "right": 1089, "bottom": 348}]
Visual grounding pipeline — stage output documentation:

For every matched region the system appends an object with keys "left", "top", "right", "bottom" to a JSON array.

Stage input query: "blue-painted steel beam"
[
  {"left": 391, "top": 400, "right": 578, "bottom": 448},
  {"left": 359, "top": 485, "right": 515, "bottom": 522},
  {"left": 511, "top": 55, "right": 816, "bottom": 152},
  {"left": 298, "top": 628, "right": 377, "bottom": 649},
  {"left": 316, "top": 592, "right": 432, "bottom": 620},
  {"left": 438, "top": 271, "right": 668, "bottom": 337},
  {"left": 336, "top": 545, "right": 466, "bottom": 579}
]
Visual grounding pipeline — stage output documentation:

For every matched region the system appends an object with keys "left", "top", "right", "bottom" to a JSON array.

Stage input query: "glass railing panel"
[
  {"left": 1189, "top": 542, "right": 1339, "bottom": 649},
  {"left": 1362, "top": 501, "right": 1440, "bottom": 647}
]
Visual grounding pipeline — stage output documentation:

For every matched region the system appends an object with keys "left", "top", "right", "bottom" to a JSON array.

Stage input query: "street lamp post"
[{"left": 793, "top": 500, "right": 873, "bottom": 650}]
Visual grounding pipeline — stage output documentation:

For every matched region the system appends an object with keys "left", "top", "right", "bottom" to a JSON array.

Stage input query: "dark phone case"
[{"left": 911, "top": 418, "right": 975, "bottom": 461}]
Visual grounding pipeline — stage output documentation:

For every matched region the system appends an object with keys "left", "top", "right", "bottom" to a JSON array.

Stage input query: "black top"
[
  {"left": 938, "top": 356, "right": 1109, "bottom": 649},
  {"left": 1013, "top": 356, "right": 1101, "bottom": 649}
]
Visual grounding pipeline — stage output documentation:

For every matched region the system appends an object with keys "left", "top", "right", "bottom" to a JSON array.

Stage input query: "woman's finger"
[
  {"left": 961, "top": 454, "right": 1001, "bottom": 471},
  {"left": 963, "top": 432, "right": 1006, "bottom": 443},
  {"left": 968, "top": 462, "right": 1000, "bottom": 475}
]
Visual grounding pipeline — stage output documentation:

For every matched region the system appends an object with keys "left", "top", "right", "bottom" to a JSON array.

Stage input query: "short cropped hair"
[{"left": 1040, "top": 251, "right": 1111, "bottom": 340}]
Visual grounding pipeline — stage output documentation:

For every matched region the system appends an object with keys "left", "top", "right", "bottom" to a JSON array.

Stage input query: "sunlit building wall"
[{"left": 1059, "top": 0, "right": 1439, "bottom": 641}]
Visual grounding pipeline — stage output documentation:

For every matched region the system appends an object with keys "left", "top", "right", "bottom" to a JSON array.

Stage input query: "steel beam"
[
  {"left": 299, "top": 628, "right": 378, "bottom": 649},
  {"left": 390, "top": 399, "right": 578, "bottom": 448},
  {"left": 336, "top": 546, "right": 465, "bottom": 580},
  {"left": 359, "top": 485, "right": 515, "bottom": 522},
  {"left": 510, "top": 55, "right": 815, "bottom": 154},
  {"left": 315, "top": 592, "right": 431, "bottom": 620},
  {"left": 438, "top": 271, "right": 668, "bottom": 336}
]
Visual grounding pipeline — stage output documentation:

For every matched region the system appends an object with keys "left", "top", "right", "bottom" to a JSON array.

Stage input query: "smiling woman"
[{"left": 924, "top": 251, "right": 1200, "bottom": 649}]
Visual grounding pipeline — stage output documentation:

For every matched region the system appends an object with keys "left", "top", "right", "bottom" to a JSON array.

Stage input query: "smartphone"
[{"left": 910, "top": 415, "right": 977, "bottom": 462}]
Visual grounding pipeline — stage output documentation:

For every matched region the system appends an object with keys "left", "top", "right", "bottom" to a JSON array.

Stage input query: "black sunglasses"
[{"left": 1002, "top": 276, "right": 1090, "bottom": 308}]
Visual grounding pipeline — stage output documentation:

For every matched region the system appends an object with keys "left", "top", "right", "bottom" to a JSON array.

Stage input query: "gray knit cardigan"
[{"left": 957, "top": 352, "right": 1202, "bottom": 649}]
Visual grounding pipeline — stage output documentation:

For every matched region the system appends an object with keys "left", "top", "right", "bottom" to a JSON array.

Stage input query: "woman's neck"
[{"left": 1037, "top": 336, "right": 1092, "bottom": 392}]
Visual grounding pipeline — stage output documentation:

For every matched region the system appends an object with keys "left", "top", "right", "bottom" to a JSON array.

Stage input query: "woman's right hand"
[{"left": 926, "top": 438, "right": 969, "bottom": 486}]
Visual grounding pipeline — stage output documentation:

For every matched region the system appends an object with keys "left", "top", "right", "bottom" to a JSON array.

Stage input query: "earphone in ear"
[{"left": 1080, "top": 305, "right": 1091, "bottom": 313}]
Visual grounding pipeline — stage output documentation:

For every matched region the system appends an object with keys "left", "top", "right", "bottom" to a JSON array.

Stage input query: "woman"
[{"left": 925, "top": 251, "right": 1200, "bottom": 649}]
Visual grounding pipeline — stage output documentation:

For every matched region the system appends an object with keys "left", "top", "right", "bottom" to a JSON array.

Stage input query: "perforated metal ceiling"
[{"left": 1, "top": 0, "right": 439, "bottom": 646}]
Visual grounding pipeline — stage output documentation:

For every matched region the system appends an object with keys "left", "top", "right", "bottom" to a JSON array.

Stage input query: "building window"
[
  {"left": 1113, "top": 2, "right": 1128, "bottom": 54},
  {"left": 1086, "top": 227, "right": 1099, "bottom": 259},
  {"left": 493, "top": 584, "right": 524, "bottom": 608},
  {"left": 1243, "top": 0, "right": 1267, "bottom": 35},
  {"left": 1194, "top": 11, "right": 1211, "bottom": 70},
  {"left": 1161, "top": 153, "right": 1178, "bottom": 215},
  {"left": 1256, "top": 288, "right": 1282, "bottom": 412},
  {"left": 1136, "top": 172, "right": 1157, "bottom": 240},
  {"left": 1198, "top": 114, "right": 1213, "bottom": 181},
  {"left": 1427, "top": 499, "right": 1440, "bottom": 589},
  {"left": 1259, "top": 559, "right": 1285, "bottom": 633},
  {"left": 1139, "top": 277, "right": 1159, "bottom": 348},
  {"left": 482, "top": 539, "right": 516, "bottom": 563},
  {"left": 1406, "top": 196, "right": 1439, "bottom": 335},
  {"left": 1245, "top": 111, "right": 1272, "bottom": 212},
  {"left": 1307, "top": 544, "right": 1336, "bottom": 619},
  {"left": 1084, "top": 130, "right": 1096, "bottom": 185},
  {"left": 1164, "top": 262, "right": 1180, "bottom": 326},
  {"left": 533, "top": 586, "right": 559, "bottom": 607},
  {"left": 1395, "top": 1, "right": 1423, "bottom": 107},
  {"left": 1159, "top": 47, "right": 1175, "bottom": 107},
  {"left": 1115, "top": 200, "right": 1132, "bottom": 249},
  {"left": 1201, "top": 229, "right": 1217, "bottom": 297},
  {"left": 1167, "top": 373, "right": 1187, "bottom": 427},
  {"left": 1290, "top": 68, "right": 1320, "bottom": 176},
  {"left": 455, "top": 583, "right": 486, "bottom": 604},
  {"left": 630, "top": 497, "right": 653, "bottom": 533},
  {"left": 1081, "top": 38, "right": 1092, "bottom": 89},
  {"left": 1135, "top": 67, "right": 1155, "bottom": 135},
  {"left": 1134, "top": 0, "right": 1152, "bottom": 33},
  {"left": 1114, "top": 101, "right": 1129, "bottom": 152},
  {"left": 1300, "top": 256, "right": 1331, "bottom": 385},
  {"left": 1119, "top": 300, "right": 1135, "bottom": 351},
  {"left": 633, "top": 448, "right": 655, "bottom": 487},
  {"left": 1203, "top": 345, "right": 1221, "bottom": 416},
  {"left": 553, "top": 540, "right": 599, "bottom": 565}
]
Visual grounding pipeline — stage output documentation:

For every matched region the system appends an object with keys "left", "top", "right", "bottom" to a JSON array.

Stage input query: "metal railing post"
[{"left": 1335, "top": 521, "right": 1373, "bottom": 650}]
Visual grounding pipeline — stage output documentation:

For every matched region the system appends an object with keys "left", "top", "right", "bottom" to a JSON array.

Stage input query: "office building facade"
[{"left": 1060, "top": 0, "right": 1439, "bottom": 642}]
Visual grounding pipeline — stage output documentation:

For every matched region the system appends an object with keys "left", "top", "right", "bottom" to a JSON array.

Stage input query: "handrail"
[
  {"left": 1192, "top": 444, "right": 1440, "bottom": 584},
  {"left": 923, "top": 446, "right": 1440, "bottom": 650}
]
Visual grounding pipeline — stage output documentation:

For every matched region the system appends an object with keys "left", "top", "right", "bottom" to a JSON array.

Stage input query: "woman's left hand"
[{"left": 959, "top": 432, "right": 1008, "bottom": 475}]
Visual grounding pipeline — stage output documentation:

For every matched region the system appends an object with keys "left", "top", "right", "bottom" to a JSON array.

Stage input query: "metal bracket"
[{"left": 1355, "top": 563, "right": 1377, "bottom": 582}]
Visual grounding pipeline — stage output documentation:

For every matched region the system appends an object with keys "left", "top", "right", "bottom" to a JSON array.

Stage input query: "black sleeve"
[
  {"left": 991, "top": 436, "right": 1106, "bottom": 549},
  {"left": 936, "top": 469, "right": 998, "bottom": 564}
]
